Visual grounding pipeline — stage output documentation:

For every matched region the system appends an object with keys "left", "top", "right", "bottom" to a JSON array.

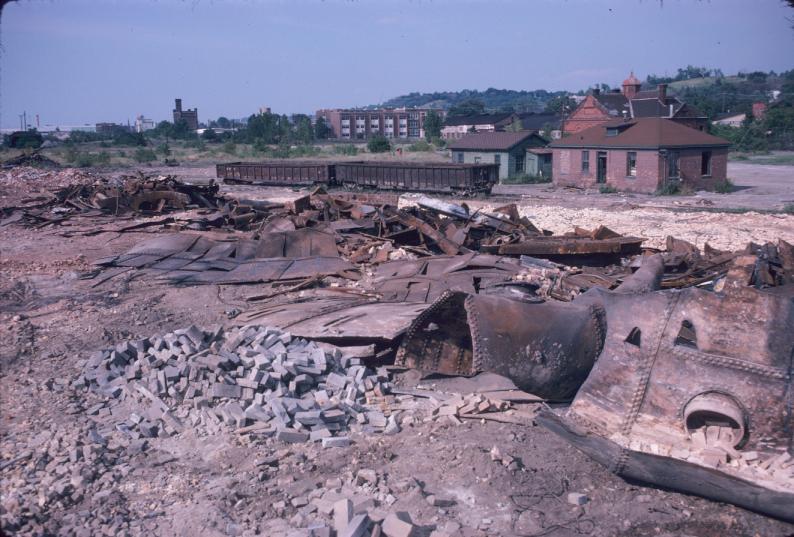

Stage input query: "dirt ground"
[{"left": 2, "top": 163, "right": 794, "bottom": 537}]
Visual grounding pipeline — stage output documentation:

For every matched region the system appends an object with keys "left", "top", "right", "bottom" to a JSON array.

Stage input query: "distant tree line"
[{"left": 710, "top": 70, "right": 794, "bottom": 150}]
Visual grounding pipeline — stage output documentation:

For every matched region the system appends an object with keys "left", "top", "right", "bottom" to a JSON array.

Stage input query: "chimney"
[
  {"left": 175, "top": 98, "right": 182, "bottom": 112},
  {"left": 657, "top": 84, "right": 667, "bottom": 103}
]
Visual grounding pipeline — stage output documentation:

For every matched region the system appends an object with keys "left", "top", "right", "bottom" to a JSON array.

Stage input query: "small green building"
[{"left": 448, "top": 131, "right": 548, "bottom": 181}]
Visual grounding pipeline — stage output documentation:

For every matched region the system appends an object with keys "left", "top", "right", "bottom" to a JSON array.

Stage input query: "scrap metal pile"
[
  {"left": 1, "top": 172, "right": 280, "bottom": 233},
  {"left": 48, "top": 177, "right": 794, "bottom": 522}
]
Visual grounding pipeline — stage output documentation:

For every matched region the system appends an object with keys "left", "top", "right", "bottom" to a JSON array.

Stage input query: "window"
[
  {"left": 455, "top": 152, "right": 464, "bottom": 164},
  {"left": 515, "top": 154, "right": 524, "bottom": 174},
  {"left": 581, "top": 151, "right": 590, "bottom": 173},
  {"left": 606, "top": 128, "right": 619, "bottom": 137},
  {"left": 626, "top": 152, "right": 637, "bottom": 177},
  {"left": 494, "top": 154, "right": 501, "bottom": 166},
  {"left": 667, "top": 151, "right": 680, "bottom": 178},
  {"left": 474, "top": 156, "right": 481, "bottom": 163},
  {"left": 701, "top": 151, "right": 712, "bottom": 176}
]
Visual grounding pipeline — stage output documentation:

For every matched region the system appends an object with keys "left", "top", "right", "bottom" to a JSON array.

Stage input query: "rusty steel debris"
[
  {"left": 537, "top": 251, "right": 794, "bottom": 522},
  {"left": 395, "top": 290, "right": 605, "bottom": 399},
  {"left": 9, "top": 164, "right": 794, "bottom": 521},
  {"left": 92, "top": 230, "right": 355, "bottom": 285},
  {"left": 0, "top": 172, "right": 280, "bottom": 233}
]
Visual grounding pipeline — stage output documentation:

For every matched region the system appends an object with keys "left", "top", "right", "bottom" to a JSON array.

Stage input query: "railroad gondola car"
[
  {"left": 215, "top": 160, "right": 499, "bottom": 195},
  {"left": 334, "top": 162, "right": 498, "bottom": 195},
  {"left": 216, "top": 160, "right": 334, "bottom": 186}
]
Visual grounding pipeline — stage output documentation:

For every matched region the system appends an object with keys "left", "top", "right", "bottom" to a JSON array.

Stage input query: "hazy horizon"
[{"left": 1, "top": 0, "right": 792, "bottom": 129}]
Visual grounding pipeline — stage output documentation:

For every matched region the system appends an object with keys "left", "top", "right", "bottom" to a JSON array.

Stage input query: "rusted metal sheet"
[
  {"left": 384, "top": 207, "right": 463, "bottom": 256},
  {"left": 93, "top": 231, "right": 354, "bottom": 286},
  {"left": 395, "top": 290, "right": 605, "bottom": 399},
  {"left": 372, "top": 253, "right": 528, "bottom": 303},
  {"left": 538, "top": 254, "right": 794, "bottom": 522},
  {"left": 237, "top": 292, "right": 430, "bottom": 343}
]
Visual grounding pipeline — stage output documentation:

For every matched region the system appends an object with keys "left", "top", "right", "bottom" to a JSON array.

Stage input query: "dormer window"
[{"left": 606, "top": 128, "right": 619, "bottom": 137}]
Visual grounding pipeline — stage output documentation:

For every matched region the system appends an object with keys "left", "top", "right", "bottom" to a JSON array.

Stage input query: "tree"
[
  {"left": 6, "top": 130, "right": 43, "bottom": 149},
  {"left": 423, "top": 110, "right": 442, "bottom": 141},
  {"left": 201, "top": 128, "right": 219, "bottom": 142},
  {"left": 448, "top": 99, "right": 485, "bottom": 117},
  {"left": 544, "top": 95, "right": 577, "bottom": 114},
  {"left": 171, "top": 119, "right": 195, "bottom": 140},
  {"left": 290, "top": 114, "right": 314, "bottom": 145},
  {"left": 246, "top": 112, "right": 280, "bottom": 144},
  {"left": 314, "top": 117, "right": 331, "bottom": 140},
  {"left": 215, "top": 117, "right": 232, "bottom": 129},
  {"left": 367, "top": 135, "right": 391, "bottom": 153},
  {"left": 504, "top": 120, "right": 523, "bottom": 132}
]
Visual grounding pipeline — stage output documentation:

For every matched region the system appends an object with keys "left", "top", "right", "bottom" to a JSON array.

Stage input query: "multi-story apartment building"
[{"left": 315, "top": 108, "right": 444, "bottom": 140}]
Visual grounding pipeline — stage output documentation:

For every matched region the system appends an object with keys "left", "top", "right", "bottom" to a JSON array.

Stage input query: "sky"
[{"left": 1, "top": 0, "right": 792, "bottom": 129}]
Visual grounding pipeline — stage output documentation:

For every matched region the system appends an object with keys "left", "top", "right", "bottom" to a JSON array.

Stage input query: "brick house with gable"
[
  {"left": 550, "top": 117, "right": 730, "bottom": 193},
  {"left": 563, "top": 72, "right": 707, "bottom": 135}
]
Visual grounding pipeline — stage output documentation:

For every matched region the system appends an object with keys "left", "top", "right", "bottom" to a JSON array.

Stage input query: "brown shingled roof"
[
  {"left": 447, "top": 131, "right": 543, "bottom": 151},
  {"left": 550, "top": 118, "right": 730, "bottom": 149}
]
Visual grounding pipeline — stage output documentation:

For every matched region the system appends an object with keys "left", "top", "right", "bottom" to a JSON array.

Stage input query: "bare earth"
[{"left": 1, "top": 161, "right": 793, "bottom": 537}]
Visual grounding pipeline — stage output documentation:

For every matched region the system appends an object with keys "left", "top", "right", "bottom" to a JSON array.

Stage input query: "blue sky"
[{"left": 1, "top": 0, "right": 792, "bottom": 128}]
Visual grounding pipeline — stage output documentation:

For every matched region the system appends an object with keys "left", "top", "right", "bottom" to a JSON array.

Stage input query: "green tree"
[
  {"left": 171, "top": 119, "right": 195, "bottom": 140},
  {"left": 448, "top": 99, "right": 485, "bottom": 117},
  {"left": 246, "top": 112, "right": 280, "bottom": 144},
  {"left": 7, "top": 130, "right": 43, "bottom": 149},
  {"left": 201, "top": 128, "right": 219, "bottom": 142},
  {"left": 215, "top": 117, "right": 232, "bottom": 129},
  {"left": 504, "top": 120, "right": 523, "bottom": 132},
  {"left": 423, "top": 110, "right": 443, "bottom": 141},
  {"left": 367, "top": 135, "right": 391, "bottom": 153},
  {"left": 290, "top": 114, "right": 314, "bottom": 144},
  {"left": 314, "top": 117, "right": 332, "bottom": 139},
  {"left": 544, "top": 95, "right": 577, "bottom": 114}
]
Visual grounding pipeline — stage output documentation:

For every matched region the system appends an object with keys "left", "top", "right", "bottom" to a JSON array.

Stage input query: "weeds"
[
  {"left": 599, "top": 184, "right": 618, "bottom": 194},
  {"left": 783, "top": 203, "right": 794, "bottom": 215},
  {"left": 133, "top": 148, "right": 157, "bottom": 163},
  {"left": 407, "top": 140, "right": 432, "bottom": 152},
  {"left": 222, "top": 141, "right": 237, "bottom": 155},
  {"left": 714, "top": 179, "right": 735, "bottom": 193},
  {"left": 502, "top": 173, "right": 551, "bottom": 185},
  {"left": 333, "top": 144, "right": 358, "bottom": 156},
  {"left": 655, "top": 181, "right": 681, "bottom": 196}
]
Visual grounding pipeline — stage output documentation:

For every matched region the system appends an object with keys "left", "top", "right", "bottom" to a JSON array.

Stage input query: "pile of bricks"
[
  {"left": 431, "top": 393, "right": 511, "bottom": 425},
  {"left": 78, "top": 324, "right": 394, "bottom": 445}
]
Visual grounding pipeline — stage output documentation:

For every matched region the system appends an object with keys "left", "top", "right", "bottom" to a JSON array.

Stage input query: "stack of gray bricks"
[{"left": 79, "top": 324, "right": 393, "bottom": 444}]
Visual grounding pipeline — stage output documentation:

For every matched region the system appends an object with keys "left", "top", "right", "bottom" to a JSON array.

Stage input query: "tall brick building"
[
  {"left": 315, "top": 108, "right": 444, "bottom": 140},
  {"left": 173, "top": 98, "right": 199, "bottom": 131},
  {"left": 563, "top": 72, "right": 707, "bottom": 135},
  {"left": 550, "top": 117, "right": 730, "bottom": 193}
]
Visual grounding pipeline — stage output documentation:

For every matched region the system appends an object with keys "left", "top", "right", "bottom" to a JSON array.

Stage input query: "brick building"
[
  {"left": 550, "top": 118, "right": 730, "bottom": 193},
  {"left": 173, "top": 98, "right": 199, "bottom": 131},
  {"left": 315, "top": 108, "right": 444, "bottom": 140},
  {"left": 563, "top": 72, "right": 707, "bottom": 135}
]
